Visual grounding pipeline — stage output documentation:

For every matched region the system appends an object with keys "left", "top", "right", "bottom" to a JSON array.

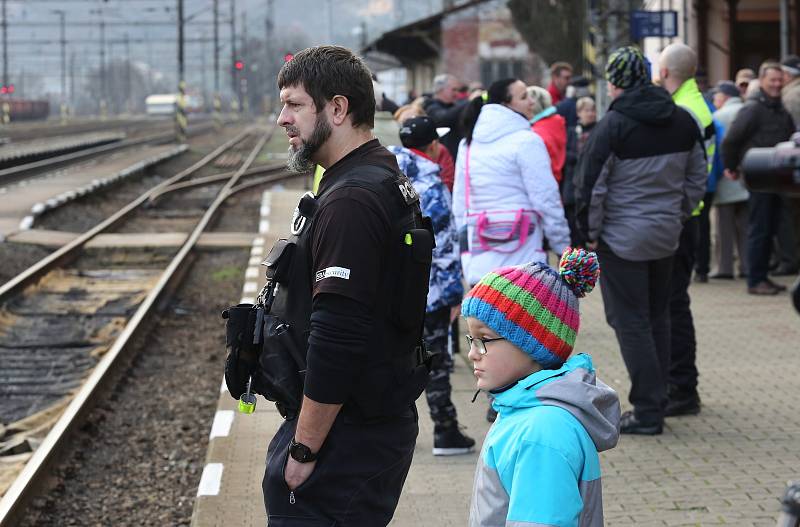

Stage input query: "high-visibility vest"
[{"left": 673, "top": 78, "right": 714, "bottom": 216}]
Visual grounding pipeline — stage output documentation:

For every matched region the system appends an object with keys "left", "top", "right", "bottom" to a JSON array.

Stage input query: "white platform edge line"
[
  {"left": 209, "top": 410, "right": 235, "bottom": 440},
  {"left": 197, "top": 463, "right": 224, "bottom": 496}
]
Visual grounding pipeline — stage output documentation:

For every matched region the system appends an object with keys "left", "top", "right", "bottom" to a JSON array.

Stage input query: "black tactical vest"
[{"left": 254, "top": 164, "right": 434, "bottom": 420}]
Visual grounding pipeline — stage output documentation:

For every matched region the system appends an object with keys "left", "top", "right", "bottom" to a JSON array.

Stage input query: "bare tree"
[{"left": 507, "top": 0, "right": 646, "bottom": 76}]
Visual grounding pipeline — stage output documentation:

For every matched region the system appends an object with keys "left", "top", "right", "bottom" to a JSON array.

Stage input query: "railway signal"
[
  {"left": 284, "top": 53, "right": 294, "bottom": 62},
  {"left": 0, "top": 84, "right": 14, "bottom": 95},
  {"left": 235, "top": 59, "right": 244, "bottom": 71}
]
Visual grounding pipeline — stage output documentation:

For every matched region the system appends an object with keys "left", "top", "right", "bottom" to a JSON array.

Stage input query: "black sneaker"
[
  {"left": 433, "top": 424, "right": 476, "bottom": 456},
  {"left": 666, "top": 390, "right": 701, "bottom": 417},
  {"left": 619, "top": 411, "right": 663, "bottom": 435}
]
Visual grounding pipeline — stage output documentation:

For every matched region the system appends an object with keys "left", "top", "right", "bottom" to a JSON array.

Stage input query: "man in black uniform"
[{"left": 260, "top": 46, "right": 431, "bottom": 526}]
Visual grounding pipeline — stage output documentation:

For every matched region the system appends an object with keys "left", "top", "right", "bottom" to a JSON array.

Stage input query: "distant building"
[
  {"left": 363, "top": 0, "right": 545, "bottom": 101},
  {"left": 643, "top": 0, "right": 798, "bottom": 85}
]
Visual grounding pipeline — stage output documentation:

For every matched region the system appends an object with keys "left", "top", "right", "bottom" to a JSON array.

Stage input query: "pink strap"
[{"left": 464, "top": 145, "right": 471, "bottom": 212}]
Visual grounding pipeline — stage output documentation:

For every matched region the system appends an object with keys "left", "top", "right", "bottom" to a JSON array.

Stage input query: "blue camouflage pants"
[{"left": 424, "top": 307, "right": 458, "bottom": 427}]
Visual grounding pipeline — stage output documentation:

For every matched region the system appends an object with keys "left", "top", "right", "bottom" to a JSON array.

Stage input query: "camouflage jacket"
[{"left": 389, "top": 145, "right": 464, "bottom": 312}]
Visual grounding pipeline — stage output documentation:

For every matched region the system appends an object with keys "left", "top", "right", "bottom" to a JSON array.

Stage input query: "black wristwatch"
[{"left": 288, "top": 438, "right": 318, "bottom": 463}]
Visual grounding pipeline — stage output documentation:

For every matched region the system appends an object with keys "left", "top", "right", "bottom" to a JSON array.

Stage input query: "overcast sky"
[{"left": 3, "top": 0, "right": 442, "bottom": 95}]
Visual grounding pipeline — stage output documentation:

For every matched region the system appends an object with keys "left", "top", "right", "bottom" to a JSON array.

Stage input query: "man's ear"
[
  {"left": 329, "top": 95, "right": 350, "bottom": 126},
  {"left": 659, "top": 67, "right": 669, "bottom": 81}
]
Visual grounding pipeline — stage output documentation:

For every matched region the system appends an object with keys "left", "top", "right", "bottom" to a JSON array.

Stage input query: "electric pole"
[
  {"left": 70, "top": 50, "right": 76, "bottom": 109},
  {"left": 100, "top": 17, "right": 107, "bottom": 118},
  {"left": 241, "top": 10, "right": 248, "bottom": 115},
  {"left": 230, "top": 0, "right": 238, "bottom": 113},
  {"left": 177, "top": 0, "right": 187, "bottom": 142},
  {"left": 52, "top": 9, "right": 67, "bottom": 120},
  {"left": 2, "top": 0, "right": 7, "bottom": 92},
  {"left": 124, "top": 32, "right": 131, "bottom": 114},
  {"left": 213, "top": 0, "right": 221, "bottom": 129},
  {"left": 265, "top": 0, "right": 274, "bottom": 113}
]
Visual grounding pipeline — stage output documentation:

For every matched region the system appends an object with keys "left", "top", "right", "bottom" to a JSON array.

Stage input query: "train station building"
[{"left": 364, "top": 0, "right": 800, "bottom": 100}]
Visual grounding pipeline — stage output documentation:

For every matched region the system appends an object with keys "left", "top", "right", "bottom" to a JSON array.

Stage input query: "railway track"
[
  {"left": 0, "top": 126, "right": 298, "bottom": 526},
  {"left": 0, "top": 117, "right": 218, "bottom": 188}
]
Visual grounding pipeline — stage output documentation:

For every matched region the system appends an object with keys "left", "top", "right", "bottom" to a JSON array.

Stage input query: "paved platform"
[
  {"left": 0, "top": 143, "right": 186, "bottom": 239},
  {"left": 0, "top": 131, "right": 124, "bottom": 166},
  {"left": 193, "top": 188, "right": 800, "bottom": 527}
]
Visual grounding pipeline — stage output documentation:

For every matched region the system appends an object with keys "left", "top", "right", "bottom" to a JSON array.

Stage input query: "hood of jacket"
[
  {"left": 388, "top": 145, "right": 440, "bottom": 184},
  {"left": 471, "top": 103, "right": 532, "bottom": 144},
  {"left": 491, "top": 353, "right": 620, "bottom": 452},
  {"left": 609, "top": 84, "right": 676, "bottom": 126}
]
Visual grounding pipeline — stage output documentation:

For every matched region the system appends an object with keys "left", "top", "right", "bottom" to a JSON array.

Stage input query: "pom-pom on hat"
[{"left": 462, "top": 247, "right": 600, "bottom": 368}]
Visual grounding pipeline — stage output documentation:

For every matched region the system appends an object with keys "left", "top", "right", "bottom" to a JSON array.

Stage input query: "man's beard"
[{"left": 286, "top": 113, "right": 332, "bottom": 173}]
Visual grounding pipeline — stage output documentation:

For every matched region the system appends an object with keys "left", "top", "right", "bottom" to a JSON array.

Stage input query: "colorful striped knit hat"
[{"left": 462, "top": 248, "right": 600, "bottom": 368}]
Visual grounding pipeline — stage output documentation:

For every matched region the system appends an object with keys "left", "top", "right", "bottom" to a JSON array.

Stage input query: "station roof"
[
  {"left": 363, "top": 0, "right": 489, "bottom": 66},
  {"left": 363, "top": 12, "right": 443, "bottom": 64}
]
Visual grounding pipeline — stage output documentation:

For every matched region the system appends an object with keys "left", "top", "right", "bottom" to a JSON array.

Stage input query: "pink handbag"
[{"left": 463, "top": 146, "right": 533, "bottom": 254}]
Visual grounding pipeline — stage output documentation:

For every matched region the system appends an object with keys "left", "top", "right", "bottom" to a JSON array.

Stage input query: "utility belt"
[{"left": 223, "top": 170, "right": 435, "bottom": 420}]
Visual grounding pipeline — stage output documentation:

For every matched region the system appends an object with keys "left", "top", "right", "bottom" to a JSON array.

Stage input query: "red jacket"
[
  {"left": 435, "top": 146, "right": 455, "bottom": 192},
  {"left": 547, "top": 82, "right": 564, "bottom": 106},
  {"left": 532, "top": 113, "right": 567, "bottom": 183}
]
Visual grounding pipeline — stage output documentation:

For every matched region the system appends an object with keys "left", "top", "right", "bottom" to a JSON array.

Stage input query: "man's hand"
[
  {"left": 284, "top": 456, "right": 316, "bottom": 490},
  {"left": 724, "top": 168, "right": 739, "bottom": 180}
]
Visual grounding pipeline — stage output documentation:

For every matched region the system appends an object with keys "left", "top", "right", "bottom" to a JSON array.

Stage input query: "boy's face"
[{"left": 466, "top": 317, "right": 541, "bottom": 391}]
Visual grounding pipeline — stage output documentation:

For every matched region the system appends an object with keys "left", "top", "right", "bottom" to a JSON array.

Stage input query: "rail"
[{"left": 0, "top": 127, "right": 294, "bottom": 526}]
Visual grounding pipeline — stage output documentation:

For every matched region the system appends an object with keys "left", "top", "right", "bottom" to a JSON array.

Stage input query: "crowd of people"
[
  {"left": 377, "top": 43, "right": 800, "bottom": 439},
  {"left": 261, "top": 43, "right": 798, "bottom": 526}
]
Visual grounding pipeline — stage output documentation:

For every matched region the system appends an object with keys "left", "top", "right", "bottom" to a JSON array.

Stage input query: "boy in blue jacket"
[
  {"left": 462, "top": 248, "right": 620, "bottom": 526},
  {"left": 389, "top": 116, "right": 475, "bottom": 455}
]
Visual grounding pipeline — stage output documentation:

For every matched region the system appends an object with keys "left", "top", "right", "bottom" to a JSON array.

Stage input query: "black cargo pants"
[
  {"left": 596, "top": 240, "right": 673, "bottom": 423},
  {"left": 263, "top": 405, "right": 418, "bottom": 526}
]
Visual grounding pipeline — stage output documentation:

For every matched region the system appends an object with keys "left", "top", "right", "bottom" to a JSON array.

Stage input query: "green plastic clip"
[
  {"left": 238, "top": 376, "right": 256, "bottom": 414},
  {"left": 238, "top": 393, "right": 256, "bottom": 414}
]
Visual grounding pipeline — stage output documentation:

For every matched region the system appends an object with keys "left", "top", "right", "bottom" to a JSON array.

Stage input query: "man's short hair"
[
  {"left": 277, "top": 45, "right": 375, "bottom": 128},
  {"left": 759, "top": 61, "right": 783, "bottom": 79},
  {"left": 432, "top": 74, "right": 456, "bottom": 94},
  {"left": 550, "top": 62, "right": 573, "bottom": 76}
]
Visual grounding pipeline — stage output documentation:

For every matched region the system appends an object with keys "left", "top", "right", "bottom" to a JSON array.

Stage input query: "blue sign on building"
[{"left": 630, "top": 10, "right": 679, "bottom": 40}]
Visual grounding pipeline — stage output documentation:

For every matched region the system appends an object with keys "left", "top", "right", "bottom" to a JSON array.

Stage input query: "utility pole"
[
  {"left": 230, "top": 0, "right": 239, "bottom": 114},
  {"left": 2, "top": 0, "right": 7, "bottom": 92},
  {"left": 176, "top": 0, "right": 187, "bottom": 142},
  {"left": 265, "top": 0, "right": 274, "bottom": 113},
  {"left": 52, "top": 9, "right": 67, "bottom": 121},
  {"left": 124, "top": 32, "right": 131, "bottom": 114},
  {"left": 100, "top": 17, "right": 107, "bottom": 119},
  {"left": 241, "top": 10, "right": 248, "bottom": 115},
  {"left": 146, "top": 30, "right": 154, "bottom": 94},
  {"left": 201, "top": 37, "right": 207, "bottom": 108},
  {"left": 69, "top": 50, "right": 76, "bottom": 109},
  {"left": 213, "top": 0, "right": 221, "bottom": 129}
]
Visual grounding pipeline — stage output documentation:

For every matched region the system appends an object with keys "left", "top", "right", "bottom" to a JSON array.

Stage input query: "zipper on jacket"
[{"left": 289, "top": 490, "right": 296, "bottom": 504}]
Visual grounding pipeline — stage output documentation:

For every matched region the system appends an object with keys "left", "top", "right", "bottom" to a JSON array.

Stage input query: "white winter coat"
[{"left": 452, "top": 103, "right": 570, "bottom": 285}]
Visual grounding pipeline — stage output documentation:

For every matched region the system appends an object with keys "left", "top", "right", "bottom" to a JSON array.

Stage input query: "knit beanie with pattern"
[
  {"left": 462, "top": 248, "right": 600, "bottom": 369},
  {"left": 605, "top": 45, "right": 651, "bottom": 89}
]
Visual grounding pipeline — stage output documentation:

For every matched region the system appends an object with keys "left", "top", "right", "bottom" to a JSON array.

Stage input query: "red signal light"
[
  {"left": 0, "top": 86, "right": 6, "bottom": 95},
  {"left": 8, "top": 84, "right": 14, "bottom": 94},
  {"left": 234, "top": 60, "right": 244, "bottom": 71},
  {"left": 284, "top": 53, "right": 294, "bottom": 62}
]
